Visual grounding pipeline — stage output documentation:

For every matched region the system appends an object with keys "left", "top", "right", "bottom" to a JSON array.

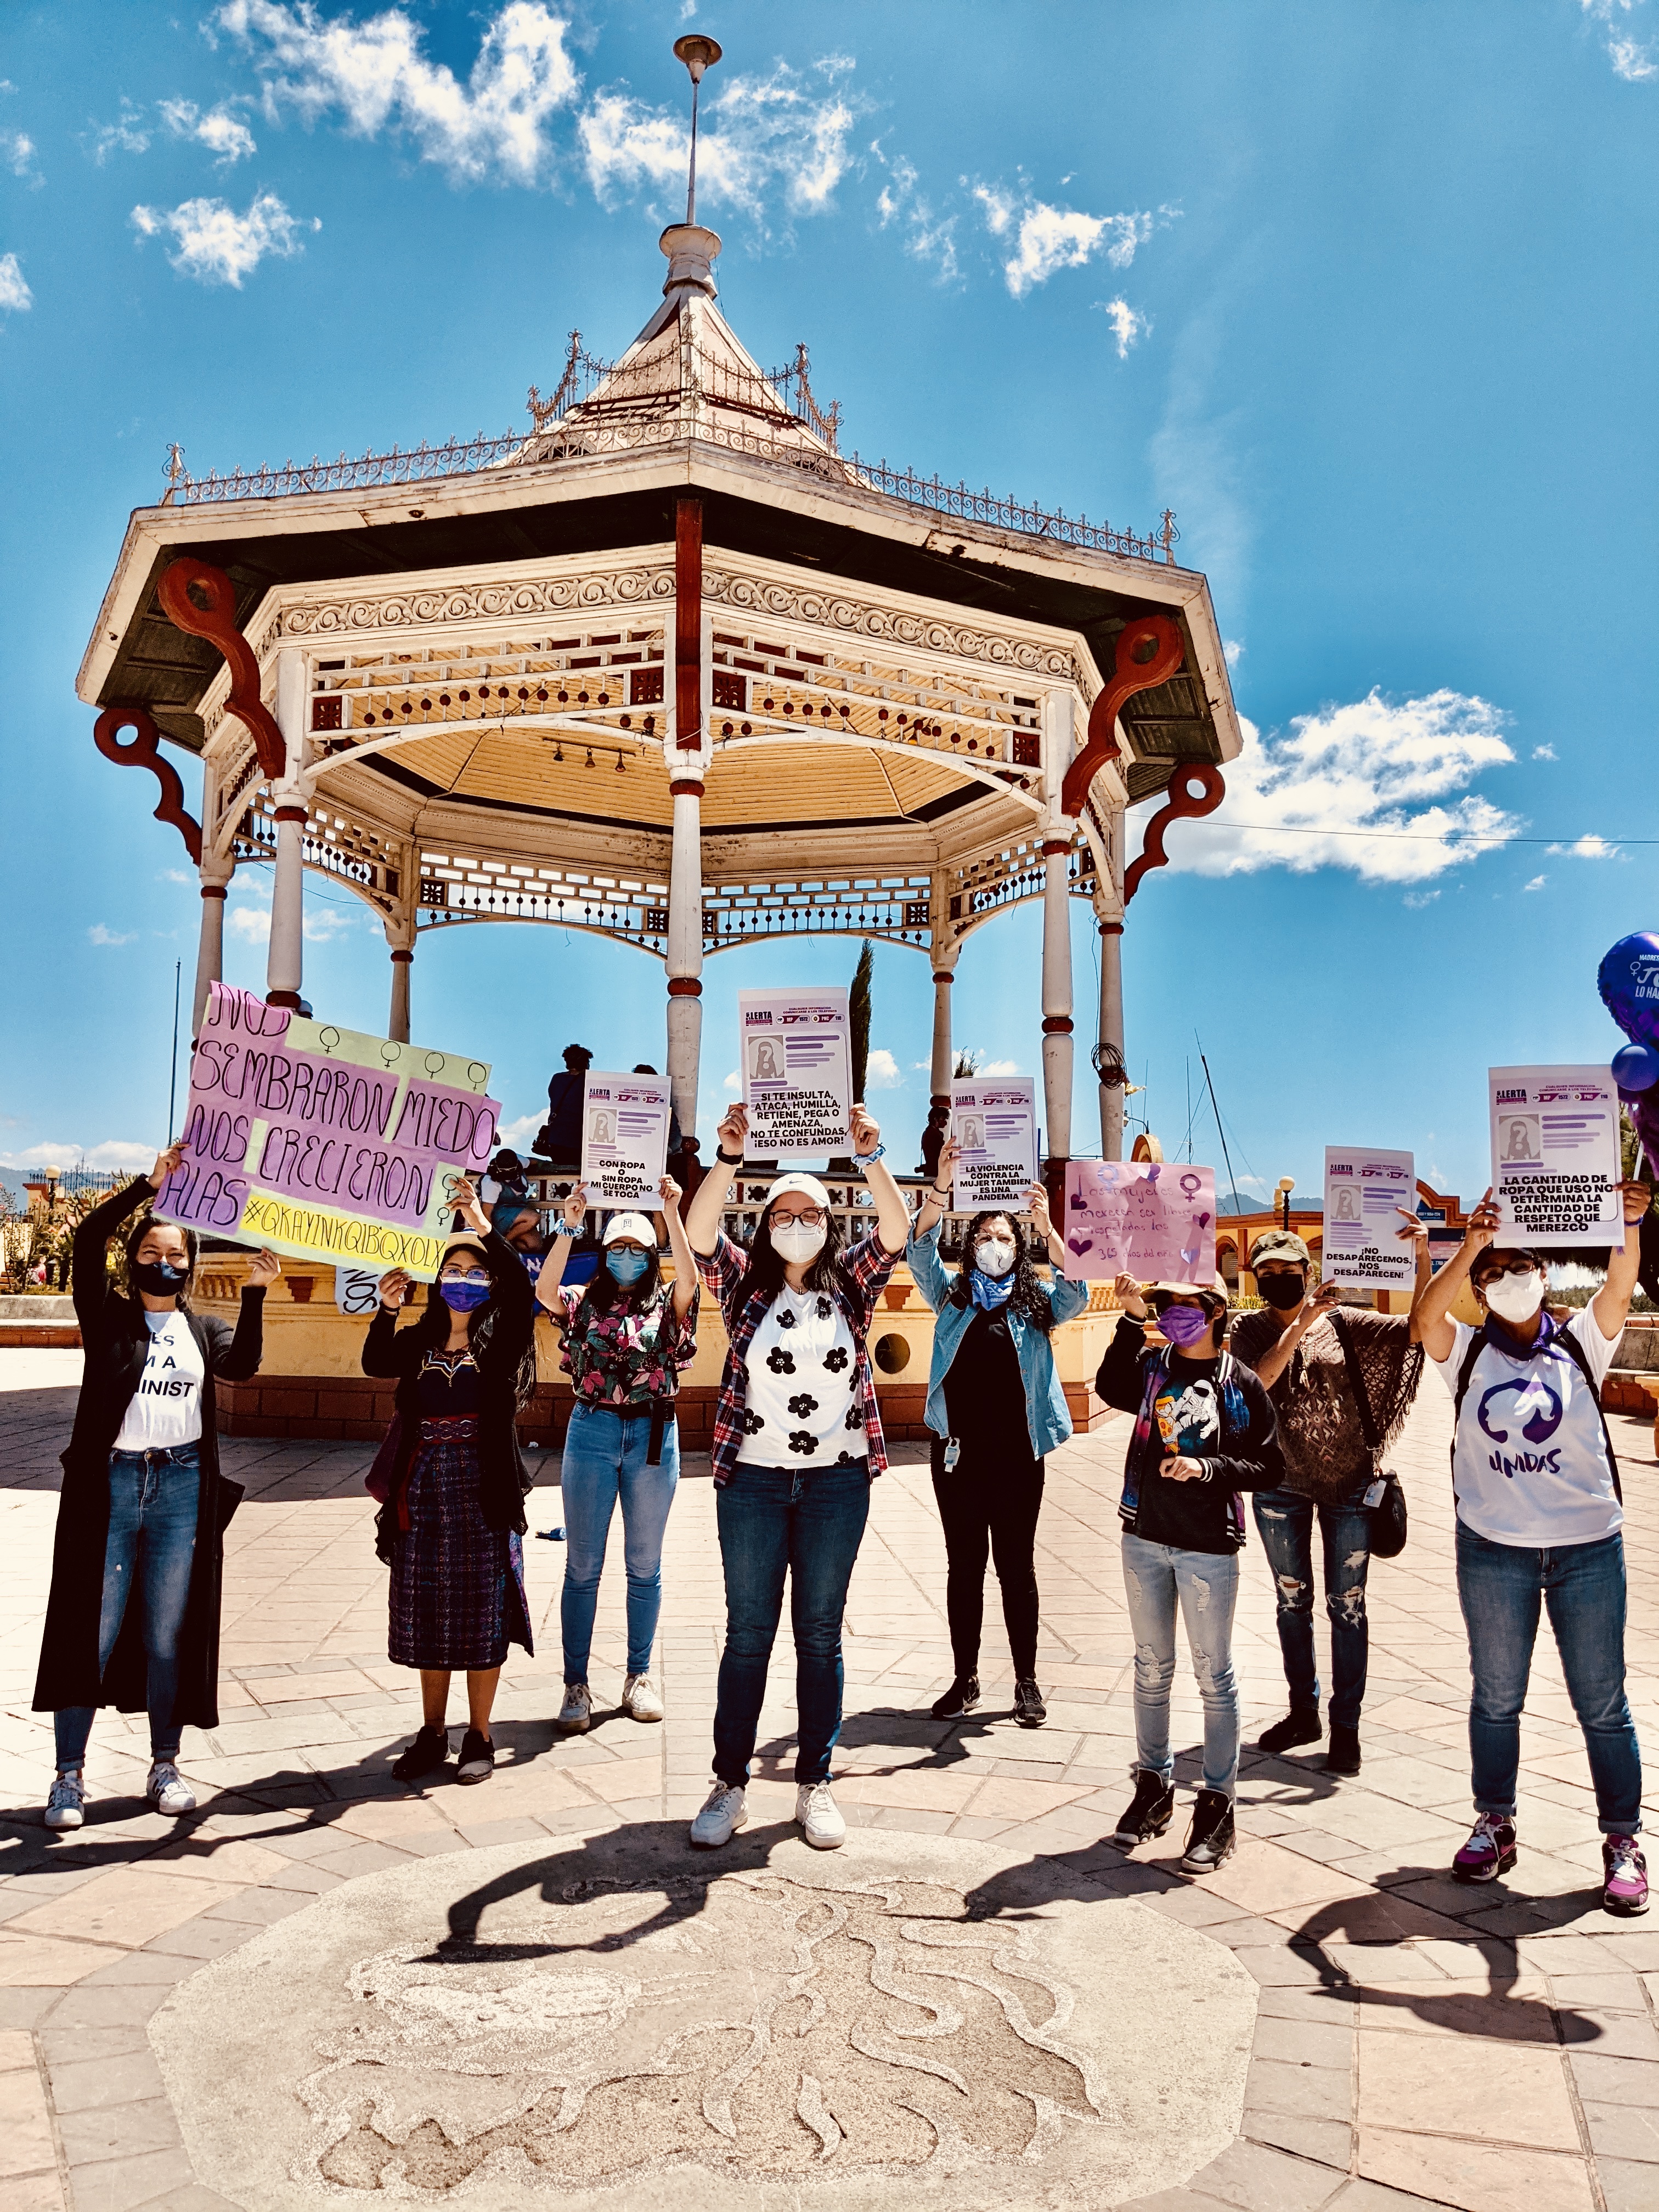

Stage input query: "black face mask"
[
  {"left": 1258, "top": 1273, "right": 1306, "bottom": 1311},
  {"left": 132, "top": 1260, "right": 188, "bottom": 1296}
]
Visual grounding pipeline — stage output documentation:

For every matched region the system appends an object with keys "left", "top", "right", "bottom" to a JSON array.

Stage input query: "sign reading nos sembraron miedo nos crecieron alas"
[{"left": 154, "top": 983, "right": 500, "bottom": 1278}]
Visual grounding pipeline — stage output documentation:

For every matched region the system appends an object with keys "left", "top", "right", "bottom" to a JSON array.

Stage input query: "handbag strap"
[{"left": 1331, "top": 1310, "right": 1383, "bottom": 1458}]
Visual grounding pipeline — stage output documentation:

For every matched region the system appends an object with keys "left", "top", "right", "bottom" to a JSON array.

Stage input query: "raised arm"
[
  {"left": 216, "top": 1248, "right": 279, "bottom": 1380},
  {"left": 1592, "top": 1181, "right": 1653, "bottom": 1343},
  {"left": 912, "top": 1135, "right": 959, "bottom": 1243},
  {"left": 686, "top": 1103, "right": 745, "bottom": 1257},
  {"left": 659, "top": 1172, "right": 698, "bottom": 1321},
  {"left": 535, "top": 1181, "right": 585, "bottom": 1318},
  {"left": 1411, "top": 1187, "right": 1498, "bottom": 1361},
  {"left": 1251, "top": 1279, "right": 1342, "bottom": 1390},
  {"left": 74, "top": 1146, "right": 180, "bottom": 1329},
  {"left": 849, "top": 1103, "right": 909, "bottom": 1253}
]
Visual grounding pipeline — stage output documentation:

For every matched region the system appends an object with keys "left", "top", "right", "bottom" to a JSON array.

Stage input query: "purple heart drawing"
[{"left": 1068, "top": 1233, "right": 1094, "bottom": 1257}]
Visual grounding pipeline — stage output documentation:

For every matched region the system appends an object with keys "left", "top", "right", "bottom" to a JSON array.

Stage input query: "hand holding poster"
[
  {"left": 1488, "top": 1064, "right": 1624, "bottom": 1248},
  {"left": 154, "top": 983, "right": 499, "bottom": 1278},
  {"left": 581, "top": 1070, "right": 671, "bottom": 1205},
  {"left": 950, "top": 1077, "right": 1038, "bottom": 1210},
  {"left": 1062, "top": 1161, "right": 1217, "bottom": 1282},
  {"left": 739, "top": 988, "right": 851, "bottom": 1158},
  {"left": 1323, "top": 1147, "right": 1417, "bottom": 1289}
]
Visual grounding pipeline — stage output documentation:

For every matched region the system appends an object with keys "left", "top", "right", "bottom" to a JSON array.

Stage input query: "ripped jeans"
[
  {"left": 1251, "top": 1487, "right": 1370, "bottom": 1731},
  {"left": 1120, "top": 1535, "right": 1240, "bottom": 1797}
]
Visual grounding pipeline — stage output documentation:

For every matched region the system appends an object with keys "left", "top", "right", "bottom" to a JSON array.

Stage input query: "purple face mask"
[
  {"left": 1156, "top": 1301, "right": 1214, "bottom": 1350},
  {"left": 439, "top": 1276, "right": 490, "bottom": 1312}
]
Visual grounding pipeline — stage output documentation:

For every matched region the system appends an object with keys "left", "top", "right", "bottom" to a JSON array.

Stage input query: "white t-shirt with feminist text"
[
  {"left": 114, "top": 1312, "right": 206, "bottom": 1453},
  {"left": 1427, "top": 1307, "right": 1621, "bottom": 1548},
  {"left": 737, "top": 1290, "right": 864, "bottom": 1468}
]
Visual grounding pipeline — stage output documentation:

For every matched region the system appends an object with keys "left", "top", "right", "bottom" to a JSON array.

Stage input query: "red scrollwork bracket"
[
  {"left": 93, "top": 707, "right": 203, "bottom": 863},
  {"left": 1058, "top": 612, "right": 1187, "bottom": 820},
  {"left": 1123, "top": 760, "right": 1226, "bottom": 905},
  {"left": 157, "top": 556, "right": 286, "bottom": 781}
]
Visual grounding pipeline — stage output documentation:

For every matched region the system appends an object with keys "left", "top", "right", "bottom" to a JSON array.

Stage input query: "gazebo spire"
[{"left": 672, "top": 32, "right": 723, "bottom": 227}]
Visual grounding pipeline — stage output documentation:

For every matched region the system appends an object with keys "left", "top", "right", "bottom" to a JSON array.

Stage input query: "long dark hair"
[
  {"left": 737, "top": 1199, "right": 849, "bottom": 1306},
  {"left": 948, "top": 1210, "right": 1054, "bottom": 1332},
  {"left": 569, "top": 1243, "right": 663, "bottom": 1338},
  {"left": 122, "top": 1214, "right": 199, "bottom": 1310},
  {"left": 409, "top": 1244, "right": 537, "bottom": 1410}
]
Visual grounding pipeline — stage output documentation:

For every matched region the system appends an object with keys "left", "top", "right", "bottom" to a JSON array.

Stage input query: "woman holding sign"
[
  {"left": 682, "top": 1100, "right": 909, "bottom": 1852},
  {"left": 909, "top": 1143, "right": 1088, "bottom": 1726},
  {"left": 35, "top": 1141, "right": 280, "bottom": 1831},
  {"left": 365, "top": 1176, "right": 537, "bottom": 1788},
  {"left": 535, "top": 1177, "right": 699, "bottom": 1733}
]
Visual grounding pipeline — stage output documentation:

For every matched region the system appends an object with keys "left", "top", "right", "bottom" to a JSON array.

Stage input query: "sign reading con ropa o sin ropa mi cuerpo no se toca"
[{"left": 153, "top": 983, "right": 500, "bottom": 1278}]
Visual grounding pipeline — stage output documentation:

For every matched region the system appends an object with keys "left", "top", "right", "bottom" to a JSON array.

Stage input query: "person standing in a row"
[
  {"left": 908, "top": 1143, "right": 1088, "bottom": 1726},
  {"left": 35, "top": 1141, "right": 279, "bottom": 1830},
  {"left": 537, "top": 1176, "right": 699, "bottom": 1734},
  {"left": 682, "top": 1101, "right": 909, "bottom": 1852},
  {"left": 368, "top": 1176, "right": 537, "bottom": 1789},
  {"left": 1097, "top": 1275, "right": 1282, "bottom": 1875}
]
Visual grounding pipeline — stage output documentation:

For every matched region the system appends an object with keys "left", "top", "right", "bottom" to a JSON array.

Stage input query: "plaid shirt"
[{"left": 696, "top": 1228, "right": 901, "bottom": 1486}]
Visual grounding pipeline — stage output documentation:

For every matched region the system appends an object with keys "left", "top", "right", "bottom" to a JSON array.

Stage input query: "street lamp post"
[{"left": 1276, "top": 1175, "right": 1295, "bottom": 1233}]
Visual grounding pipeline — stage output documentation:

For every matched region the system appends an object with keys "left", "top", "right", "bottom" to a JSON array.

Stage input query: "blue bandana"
[{"left": 968, "top": 1268, "right": 1015, "bottom": 1312}]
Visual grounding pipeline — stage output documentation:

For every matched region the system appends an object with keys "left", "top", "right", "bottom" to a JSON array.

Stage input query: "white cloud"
[
  {"left": 580, "top": 60, "right": 858, "bottom": 222},
  {"left": 157, "top": 868, "right": 193, "bottom": 883},
  {"left": 1, "top": 129, "right": 37, "bottom": 180},
  {"left": 976, "top": 187, "right": 1160, "bottom": 297},
  {"left": 978, "top": 1058, "right": 1023, "bottom": 1077},
  {"left": 1096, "top": 295, "right": 1147, "bottom": 358},
  {"left": 1532, "top": 743, "right": 1557, "bottom": 759},
  {"left": 226, "top": 897, "right": 358, "bottom": 941},
  {"left": 1402, "top": 889, "right": 1440, "bottom": 909},
  {"left": 1547, "top": 832, "right": 1620, "bottom": 858},
  {"left": 1134, "top": 687, "right": 1519, "bottom": 884},
  {"left": 93, "top": 103, "right": 152, "bottom": 161},
  {"left": 723, "top": 1069, "right": 741, "bottom": 1093},
  {"left": 88, "top": 923, "right": 137, "bottom": 946},
  {"left": 1222, "top": 638, "right": 1245, "bottom": 668},
  {"left": 875, "top": 149, "right": 958, "bottom": 280},
  {"left": 0, "top": 253, "right": 31, "bottom": 312},
  {"left": 864, "top": 1048, "right": 901, "bottom": 1089},
  {"left": 1525, "top": 874, "right": 1548, "bottom": 890},
  {"left": 131, "top": 189, "right": 313, "bottom": 286},
  {"left": 495, "top": 1111, "right": 543, "bottom": 1149},
  {"left": 1581, "top": 0, "right": 1658, "bottom": 77},
  {"left": 226, "top": 904, "right": 270, "bottom": 943},
  {"left": 0, "top": 1141, "right": 157, "bottom": 1173},
  {"left": 161, "top": 98, "right": 257, "bottom": 163},
  {"left": 220, "top": 0, "right": 581, "bottom": 185}
]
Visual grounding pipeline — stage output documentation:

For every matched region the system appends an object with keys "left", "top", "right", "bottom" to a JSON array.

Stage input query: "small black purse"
[{"left": 1333, "top": 1311, "right": 1407, "bottom": 1560}]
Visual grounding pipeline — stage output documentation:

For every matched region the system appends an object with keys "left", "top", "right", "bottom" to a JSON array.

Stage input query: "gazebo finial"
[{"left": 672, "top": 32, "right": 723, "bottom": 227}]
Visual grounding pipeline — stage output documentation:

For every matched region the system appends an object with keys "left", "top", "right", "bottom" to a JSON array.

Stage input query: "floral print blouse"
[{"left": 555, "top": 1280, "right": 699, "bottom": 1408}]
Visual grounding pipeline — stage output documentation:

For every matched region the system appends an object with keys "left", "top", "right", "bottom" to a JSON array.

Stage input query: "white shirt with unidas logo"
[
  {"left": 113, "top": 1311, "right": 206, "bottom": 1453},
  {"left": 1427, "top": 1307, "right": 1620, "bottom": 1547}
]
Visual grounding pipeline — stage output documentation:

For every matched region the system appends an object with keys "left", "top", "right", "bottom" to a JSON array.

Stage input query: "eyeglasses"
[
  {"left": 770, "top": 1207, "right": 826, "bottom": 1228},
  {"left": 1475, "top": 1260, "right": 1539, "bottom": 1284}
]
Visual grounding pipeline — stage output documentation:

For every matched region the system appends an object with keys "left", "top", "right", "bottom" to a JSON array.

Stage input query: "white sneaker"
[
  {"left": 689, "top": 1781, "right": 748, "bottom": 1849},
  {"left": 46, "top": 1771, "right": 84, "bottom": 1831},
  {"left": 556, "top": 1683, "right": 591, "bottom": 1735},
  {"left": 795, "top": 1781, "right": 847, "bottom": 1850},
  {"left": 622, "top": 1672, "right": 663, "bottom": 1723},
  {"left": 148, "top": 1762, "right": 196, "bottom": 1817}
]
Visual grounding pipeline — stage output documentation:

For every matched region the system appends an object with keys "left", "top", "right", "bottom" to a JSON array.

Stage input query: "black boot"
[
  {"left": 1181, "top": 1788, "right": 1237, "bottom": 1874},
  {"left": 1325, "top": 1722, "right": 1362, "bottom": 1775},
  {"left": 1258, "top": 1705, "right": 1321, "bottom": 1754},
  {"left": 931, "top": 1674, "right": 980, "bottom": 1720},
  {"left": 392, "top": 1725, "right": 450, "bottom": 1783},
  {"left": 1111, "top": 1769, "right": 1176, "bottom": 1848}
]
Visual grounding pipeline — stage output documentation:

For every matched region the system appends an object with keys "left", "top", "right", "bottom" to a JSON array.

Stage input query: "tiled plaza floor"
[{"left": 1, "top": 1344, "right": 1657, "bottom": 2211}]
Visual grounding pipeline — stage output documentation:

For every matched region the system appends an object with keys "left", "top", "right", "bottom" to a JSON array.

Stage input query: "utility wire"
[{"left": 1197, "top": 1043, "right": 1242, "bottom": 1219}]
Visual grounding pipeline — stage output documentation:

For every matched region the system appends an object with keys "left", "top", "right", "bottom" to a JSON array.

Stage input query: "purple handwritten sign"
[{"left": 1062, "top": 1161, "right": 1217, "bottom": 1283}]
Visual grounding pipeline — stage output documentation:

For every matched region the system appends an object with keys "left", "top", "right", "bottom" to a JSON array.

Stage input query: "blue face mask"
[
  {"left": 606, "top": 1248, "right": 649, "bottom": 1286},
  {"left": 439, "top": 1276, "right": 491, "bottom": 1312}
]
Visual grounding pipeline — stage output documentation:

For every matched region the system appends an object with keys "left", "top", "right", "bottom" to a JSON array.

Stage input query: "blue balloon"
[
  {"left": 1598, "top": 933, "right": 1659, "bottom": 1050},
  {"left": 1612, "top": 1042, "right": 1659, "bottom": 1093}
]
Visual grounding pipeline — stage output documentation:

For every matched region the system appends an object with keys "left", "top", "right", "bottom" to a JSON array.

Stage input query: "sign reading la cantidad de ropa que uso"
[{"left": 154, "top": 983, "right": 500, "bottom": 1279}]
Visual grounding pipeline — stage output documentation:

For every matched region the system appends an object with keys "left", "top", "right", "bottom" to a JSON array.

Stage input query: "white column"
[
  {"left": 192, "top": 858, "right": 232, "bottom": 1035},
  {"left": 1040, "top": 836, "right": 1074, "bottom": 1164},
  {"left": 666, "top": 775, "right": 704, "bottom": 1153},
  {"left": 388, "top": 950, "right": 413, "bottom": 1042},
  {"left": 1098, "top": 920, "right": 1124, "bottom": 1160},
  {"left": 267, "top": 646, "right": 309, "bottom": 1011},
  {"left": 930, "top": 966, "right": 956, "bottom": 1106}
]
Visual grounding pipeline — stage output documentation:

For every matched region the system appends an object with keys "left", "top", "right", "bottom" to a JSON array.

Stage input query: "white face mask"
[
  {"left": 770, "top": 1218, "right": 827, "bottom": 1266},
  {"left": 974, "top": 1237, "right": 1017, "bottom": 1278},
  {"left": 1482, "top": 1268, "right": 1545, "bottom": 1325}
]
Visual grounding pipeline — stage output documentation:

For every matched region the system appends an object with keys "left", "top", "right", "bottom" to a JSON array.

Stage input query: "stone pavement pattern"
[{"left": 1, "top": 1344, "right": 1657, "bottom": 2211}]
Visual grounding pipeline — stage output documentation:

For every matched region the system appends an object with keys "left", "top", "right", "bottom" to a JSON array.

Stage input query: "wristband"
[
  {"left": 932, "top": 1184, "right": 951, "bottom": 1198},
  {"left": 552, "top": 1219, "right": 583, "bottom": 1239},
  {"left": 715, "top": 1147, "right": 744, "bottom": 1166},
  {"left": 858, "top": 1143, "right": 887, "bottom": 1167}
]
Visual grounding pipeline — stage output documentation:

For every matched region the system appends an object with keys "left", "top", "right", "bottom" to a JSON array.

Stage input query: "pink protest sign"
[{"left": 1062, "top": 1161, "right": 1217, "bottom": 1283}]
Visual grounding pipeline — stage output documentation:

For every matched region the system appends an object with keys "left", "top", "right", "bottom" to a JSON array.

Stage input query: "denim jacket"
[{"left": 907, "top": 1222, "right": 1090, "bottom": 1459}]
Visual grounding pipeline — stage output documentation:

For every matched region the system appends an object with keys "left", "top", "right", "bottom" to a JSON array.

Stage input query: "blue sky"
[{"left": 1, "top": 0, "right": 1655, "bottom": 1207}]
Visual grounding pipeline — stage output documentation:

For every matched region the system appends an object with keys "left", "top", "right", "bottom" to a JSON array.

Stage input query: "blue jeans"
[
  {"left": 713, "top": 1461, "right": 871, "bottom": 1787},
  {"left": 1456, "top": 1523, "right": 1642, "bottom": 1835},
  {"left": 558, "top": 1403, "right": 680, "bottom": 1681},
  {"left": 1120, "top": 1534, "right": 1241, "bottom": 1797},
  {"left": 1252, "top": 1486, "right": 1371, "bottom": 1730},
  {"left": 55, "top": 1444, "right": 201, "bottom": 1770}
]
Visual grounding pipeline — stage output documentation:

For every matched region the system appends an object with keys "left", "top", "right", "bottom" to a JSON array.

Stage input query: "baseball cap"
[
  {"left": 601, "top": 1211, "right": 656, "bottom": 1248},
  {"left": 441, "top": 1230, "right": 491, "bottom": 1265},
  {"left": 1250, "top": 1229, "right": 1310, "bottom": 1269},
  {"left": 1470, "top": 1243, "right": 1542, "bottom": 1284},
  {"left": 1147, "top": 1279, "right": 1229, "bottom": 1313},
  {"left": 767, "top": 1172, "right": 833, "bottom": 1211}
]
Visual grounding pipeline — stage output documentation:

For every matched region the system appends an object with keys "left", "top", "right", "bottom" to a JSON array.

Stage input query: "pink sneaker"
[
  {"left": 1601, "top": 1835, "right": 1649, "bottom": 1917},
  {"left": 1452, "top": 1813, "right": 1518, "bottom": 1884}
]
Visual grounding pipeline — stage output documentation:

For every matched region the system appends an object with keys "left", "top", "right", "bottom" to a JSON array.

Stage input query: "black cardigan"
[
  {"left": 362, "top": 1224, "right": 536, "bottom": 1552},
  {"left": 32, "top": 1177, "right": 265, "bottom": 1725}
]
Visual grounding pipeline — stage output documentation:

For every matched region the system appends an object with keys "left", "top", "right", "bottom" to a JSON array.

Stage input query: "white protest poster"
[
  {"left": 1489, "top": 1065, "right": 1624, "bottom": 1248},
  {"left": 1062, "top": 1161, "right": 1217, "bottom": 1281},
  {"left": 581, "top": 1070, "right": 671, "bottom": 1205},
  {"left": 951, "top": 1077, "right": 1038, "bottom": 1210},
  {"left": 738, "top": 988, "right": 851, "bottom": 1158},
  {"left": 1323, "top": 1147, "right": 1417, "bottom": 1289},
  {"left": 334, "top": 1267, "right": 385, "bottom": 1314}
]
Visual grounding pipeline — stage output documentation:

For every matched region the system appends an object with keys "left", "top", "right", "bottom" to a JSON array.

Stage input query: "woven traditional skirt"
[{"left": 388, "top": 1417, "right": 532, "bottom": 1670}]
